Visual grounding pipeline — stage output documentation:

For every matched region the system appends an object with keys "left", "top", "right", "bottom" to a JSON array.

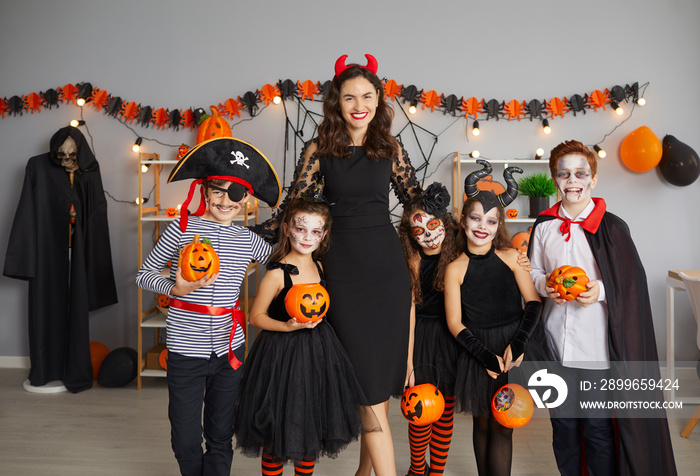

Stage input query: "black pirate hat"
[{"left": 169, "top": 137, "right": 281, "bottom": 231}]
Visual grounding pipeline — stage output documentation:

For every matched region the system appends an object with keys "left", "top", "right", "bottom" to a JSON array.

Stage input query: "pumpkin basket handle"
[{"left": 406, "top": 363, "right": 441, "bottom": 393}]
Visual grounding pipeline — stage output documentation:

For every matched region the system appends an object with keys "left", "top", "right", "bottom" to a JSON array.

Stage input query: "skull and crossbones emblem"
[{"left": 230, "top": 151, "right": 250, "bottom": 169}]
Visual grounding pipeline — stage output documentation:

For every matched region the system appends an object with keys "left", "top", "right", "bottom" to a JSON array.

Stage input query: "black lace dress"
[
  {"left": 253, "top": 142, "right": 421, "bottom": 405},
  {"left": 233, "top": 262, "right": 367, "bottom": 462}
]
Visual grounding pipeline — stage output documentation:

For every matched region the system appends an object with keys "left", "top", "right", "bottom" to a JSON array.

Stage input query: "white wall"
[{"left": 1, "top": 0, "right": 699, "bottom": 361}]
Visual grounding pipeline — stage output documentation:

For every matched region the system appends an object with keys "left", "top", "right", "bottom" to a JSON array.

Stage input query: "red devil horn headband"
[{"left": 334, "top": 54, "right": 379, "bottom": 77}]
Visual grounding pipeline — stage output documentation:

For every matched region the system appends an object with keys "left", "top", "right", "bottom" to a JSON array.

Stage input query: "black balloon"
[
  {"left": 658, "top": 135, "right": 700, "bottom": 186},
  {"left": 97, "top": 347, "right": 138, "bottom": 387}
]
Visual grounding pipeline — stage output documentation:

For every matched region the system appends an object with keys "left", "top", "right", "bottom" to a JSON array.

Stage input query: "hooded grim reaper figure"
[{"left": 3, "top": 126, "right": 118, "bottom": 393}]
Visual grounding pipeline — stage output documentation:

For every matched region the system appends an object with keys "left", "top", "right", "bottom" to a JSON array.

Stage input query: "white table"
[{"left": 666, "top": 269, "right": 700, "bottom": 403}]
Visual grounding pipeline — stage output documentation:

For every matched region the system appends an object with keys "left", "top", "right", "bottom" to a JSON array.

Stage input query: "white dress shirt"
[{"left": 529, "top": 199, "right": 609, "bottom": 369}]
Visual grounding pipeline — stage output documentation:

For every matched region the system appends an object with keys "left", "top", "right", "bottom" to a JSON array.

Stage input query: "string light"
[
  {"left": 76, "top": 97, "right": 86, "bottom": 107},
  {"left": 472, "top": 120, "right": 480, "bottom": 136},
  {"left": 636, "top": 97, "right": 646, "bottom": 106},
  {"left": 134, "top": 197, "right": 149, "bottom": 205},
  {"left": 542, "top": 119, "right": 551, "bottom": 134},
  {"left": 469, "top": 150, "right": 480, "bottom": 159},
  {"left": 535, "top": 148, "right": 545, "bottom": 159},
  {"left": 408, "top": 100, "right": 417, "bottom": 115},
  {"left": 132, "top": 137, "right": 143, "bottom": 152},
  {"left": 273, "top": 95, "right": 282, "bottom": 105},
  {"left": 69, "top": 119, "right": 85, "bottom": 127},
  {"left": 141, "top": 163, "right": 151, "bottom": 173},
  {"left": 593, "top": 145, "right": 607, "bottom": 158},
  {"left": 611, "top": 101, "right": 624, "bottom": 115}
]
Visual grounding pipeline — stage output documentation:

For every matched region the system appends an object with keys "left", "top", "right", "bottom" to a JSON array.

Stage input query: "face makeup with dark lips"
[
  {"left": 555, "top": 154, "right": 597, "bottom": 205},
  {"left": 288, "top": 213, "right": 326, "bottom": 255},
  {"left": 410, "top": 211, "right": 446, "bottom": 251},
  {"left": 464, "top": 201, "right": 499, "bottom": 248}
]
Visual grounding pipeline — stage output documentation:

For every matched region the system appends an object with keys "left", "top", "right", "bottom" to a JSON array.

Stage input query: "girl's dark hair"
[
  {"left": 270, "top": 198, "right": 332, "bottom": 262},
  {"left": 398, "top": 196, "right": 464, "bottom": 305},
  {"left": 316, "top": 65, "right": 398, "bottom": 161},
  {"left": 460, "top": 197, "right": 512, "bottom": 251}
]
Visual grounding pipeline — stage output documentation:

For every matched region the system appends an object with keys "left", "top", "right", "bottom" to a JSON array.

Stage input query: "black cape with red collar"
[
  {"left": 530, "top": 199, "right": 676, "bottom": 476},
  {"left": 3, "top": 127, "right": 118, "bottom": 393}
]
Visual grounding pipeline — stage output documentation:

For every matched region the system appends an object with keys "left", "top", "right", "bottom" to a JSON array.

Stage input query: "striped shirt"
[{"left": 135, "top": 216, "right": 271, "bottom": 359}]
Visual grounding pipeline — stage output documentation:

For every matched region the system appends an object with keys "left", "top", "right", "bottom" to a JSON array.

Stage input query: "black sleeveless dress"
[
  {"left": 320, "top": 148, "right": 412, "bottom": 404},
  {"left": 454, "top": 246, "right": 548, "bottom": 416},
  {"left": 233, "top": 262, "right": 366, "bottom": 462},
  {"left": 412, "top": 251, "right": 459, "bottom": 397}
]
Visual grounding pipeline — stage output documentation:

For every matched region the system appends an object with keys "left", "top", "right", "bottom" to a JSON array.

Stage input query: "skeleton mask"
[{"left": 57, "top": 136, "right": 79, "bottom": 173}]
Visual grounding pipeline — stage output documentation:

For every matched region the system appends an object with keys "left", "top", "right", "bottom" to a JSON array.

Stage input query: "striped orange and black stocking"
[
  {"left": 293, "top": 457, "right": 316, "bottom": 476},
  {"left": 408, "top": 421, "right": 432, "bottom": 475},
  {"left": 428, "top": 395, "right": 455, "bottom": 475},
  {"left": 262, "top": 452, "right": 284, "bottom": 476}
]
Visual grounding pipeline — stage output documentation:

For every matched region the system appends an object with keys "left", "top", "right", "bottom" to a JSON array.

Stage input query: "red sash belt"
[{"left": 169, "top": 298, "right": 247, "bottom": 370}]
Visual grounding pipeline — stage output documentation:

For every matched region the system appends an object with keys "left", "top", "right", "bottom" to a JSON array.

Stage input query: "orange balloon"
[
  {"left": 620, "top": 125, "right": 662, "bottom": 172},
  {"left": 90, "top": 341, "right": 110, "bottom": 380},
  {"left": 159, "top": 348, "right": 168, "bottom": 370}
]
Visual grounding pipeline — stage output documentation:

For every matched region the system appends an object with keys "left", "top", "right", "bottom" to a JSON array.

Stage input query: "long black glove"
[
  {"left": 456, "top": 328, "right": 501, "bottom": 374},
  {"left": 508, "top": 300, "right": 543, "bottom": 361}
]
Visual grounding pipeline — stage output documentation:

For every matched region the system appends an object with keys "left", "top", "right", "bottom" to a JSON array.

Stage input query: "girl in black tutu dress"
[
  {"left": 444, "top": 161, "right": 546, "bottom": 476},
  {"left": 234, "top": 198, "right": 374, "bottom": 475},
  {"left": 397, "top": 183, "right": 461, "bottom": 476}
]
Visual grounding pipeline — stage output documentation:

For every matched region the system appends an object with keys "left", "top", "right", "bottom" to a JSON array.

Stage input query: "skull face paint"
[
  {"left": 410, "top": 211, "right": 446, "bottom": 251},
  {"left": 57, "top": 136, "right": 79, "bottom": 173},
  {"left": 555, "top": 154, "right": 597, "bottom": 206},
  {"left": 288, "top": 213, "right": 326, "bottom": 255}
]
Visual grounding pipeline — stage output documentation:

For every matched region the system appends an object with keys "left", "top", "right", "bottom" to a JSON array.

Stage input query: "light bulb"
[
  {"left": 637, "top": 97, "right": 646, "bottom": 106},
  {"left": 536, "top": 148, "right": 544, "bottom": 159},
  {"left": 470, "top": 150, "right": 480, "bottom": 159},
  {"left": 273, "top": 95, "right": 282, "bottom": 105},
  {"left": 141, "top": 163, "right": 151, "bottom": 173},
  {"left": 132, "top": 137, "right": 143, "bottom": 153},
  {"left": 408, "top": 104, "right": 417, "bottom": 114},
  {"left": 472, "top": 120, "right": 480, "bottom": 136},
  {"left": 76, "top": 97, "right": 86, "bottom": 107},
  {"left": 593, "top": 145, "right": 606, "bottom": 158},
  {"left": 542, "top": 118, "right": 551, "bottom": 134},
  {"left": 70, "top": 119, "right": 85, "bottom": 127}
]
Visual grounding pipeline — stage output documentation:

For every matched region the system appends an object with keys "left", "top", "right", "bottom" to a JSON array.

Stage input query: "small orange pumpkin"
[
  {"left": 196, "top": 107, "right": 232, "bottom": 144},
  {"left": 547, "top": 265, "right": 590, "bottom": 301},
  {"left": 166, "top": 208, "right": 178, "bottom": 217},
  {"left": 401, "top": 383, "right": 445, "bottom": 426},
  {"left": 157, "top": 294, "right": 171, "bottom": 308},
  {"left": 492, "top": 383, "right": 534, "bottom": 429},
  {"left": 178, "top": 234, "right": 220, "bottom": 281},
  {"left": 176, "top": 144, "right": 189, "bottom": 160},
  {"left": 284, "top": 283, "right": 330, "bottom": 323},
  {"left": 511, "top": 226, "right": 532, "bottom": 253},
  {"left": 158, "top": 348, "right": 168, "bottom": 370},
  {"left": 506, "top": 208, "right": 519, "bottom": 219}
]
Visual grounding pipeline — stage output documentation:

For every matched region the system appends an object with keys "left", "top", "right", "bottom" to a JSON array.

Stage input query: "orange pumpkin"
[
  {"left": 178, "top": 234, "right": 220, "bottom": 281},
  {"left": 492, "top": 383, "right": 534, "bottom": 428},
  {"left": 284, "top": 283, "right": 329, "bottom": 323},
  {"left": 166, "top": 208, "right": 178, "bottom": 217},
  {"left": 176, "top": 144, "right": 189, "bottom": 160},
  {"left": 196, "top": 107, "right": 232, "bottom": 144},
  {"left": 547, "top": 265, "right": 590, "bottom": 301},
  {"left": 506, "top": 208, "right": 519, "bottom": 219},
  {"left": 401, "top": 383, "right": 445, "bottom": 426},
  {"left": 159, "top": 348, "right": 168, "bottom": 370},
  {"left": 157, "top": 294, "right": 170, "bottom": 308},
  {"left": 511, "top": 226, "right": 532, "bottom": 253},
  {"left": 90, "top": 341, "right": 110, "bottom": 380}
]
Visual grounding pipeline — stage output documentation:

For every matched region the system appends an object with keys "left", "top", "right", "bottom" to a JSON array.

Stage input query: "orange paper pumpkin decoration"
[
  {"left": 401, "top": 383, "right": 445, "bottom": 426},
  {"left": 620, "top": 125, "right": 662, "bottom": 172},
  {"left": 157, "top": 294, "right": 171, "bottom": 308},
  {"left": 196, "top": 107, "right": 232, "bottom": 144},
  {"left": 90, "top": 341, "right": 110, "bottom": 380},
  {"left": 506, "top": 208, "right": 519, "bottom": 219},
  {"left": 492, "top": 383, "right": 534, "bottom": 429},
  {"left": 178, "top": 234, "right": 220, "bottom": 282},
  {"left": 547, "top": 265, "right": 589, "bottom": 301},
  {"left": 166, "top": 208, "right": 178, "bottom": 217},
  {"left": 159, "top": 348, "right": 168, "bottom": 370},
  {"left": 284, "top": 283, "right": 330, "bottom": 323},
  {"left": 511, "top": 226, "right": 532, "bottom": 253}
]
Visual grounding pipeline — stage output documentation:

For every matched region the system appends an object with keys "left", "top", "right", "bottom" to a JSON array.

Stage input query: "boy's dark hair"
[
  {"left": 549, "top": 140, "right": 598, "bottom": 178},
  {"left": 270, "top": 198, "right": 332, "bottom": 262}
]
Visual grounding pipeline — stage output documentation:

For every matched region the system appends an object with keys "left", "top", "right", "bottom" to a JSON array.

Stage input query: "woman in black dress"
[{"left": 254, "top": 54, "right": 421, "bottom": 476}]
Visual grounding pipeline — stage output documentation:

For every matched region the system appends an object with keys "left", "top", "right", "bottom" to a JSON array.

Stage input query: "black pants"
[
  {"left": 167, "top": 347, "right": 244, "bottom": 476},
  {"left": 550, "top": 366, "right": 617, "bottom": 476}
]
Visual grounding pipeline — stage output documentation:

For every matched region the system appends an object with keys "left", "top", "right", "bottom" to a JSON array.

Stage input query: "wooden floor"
[{"left": 1, "top": 367, "right": 698, "bottom": 475}]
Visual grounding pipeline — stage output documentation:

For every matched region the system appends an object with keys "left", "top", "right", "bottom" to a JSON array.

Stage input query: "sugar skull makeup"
[
  {"left": 288, "top": 213, "right": 326, "bottom": 255},
  {"left": 410, "top": 211, "right": 446, "bottom": 250},
  {"left": 555, "top": 154, "right": 597, "bottom": 205}
]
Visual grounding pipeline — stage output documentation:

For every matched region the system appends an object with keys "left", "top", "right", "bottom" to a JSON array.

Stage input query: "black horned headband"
[{"left": 464, "top": 159, "right": 522, "bottom": 212}]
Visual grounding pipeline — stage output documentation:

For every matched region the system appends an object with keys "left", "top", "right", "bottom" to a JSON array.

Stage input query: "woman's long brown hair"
[{"left": 315, "top": 65, "right": 398, "bottom": 161}]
